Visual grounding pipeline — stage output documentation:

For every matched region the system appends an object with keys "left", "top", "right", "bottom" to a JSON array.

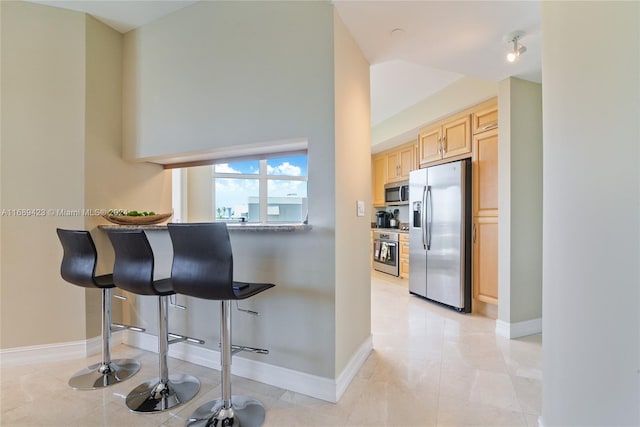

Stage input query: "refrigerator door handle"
[
  {"left": 426, "top": 185, "right": 433, "bottom": 250},
  {"left": 421, "top": 185, "right": 427, "bottom": 249}
]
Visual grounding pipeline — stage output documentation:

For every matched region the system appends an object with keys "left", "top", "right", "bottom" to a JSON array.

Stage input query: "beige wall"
[
  {"left": 1, "top": 1, "right": 87, "bottom": 348},
  {"left": 541, "top": 2, "right": 640, "bottom": 424},
  {"left": 83, "top": 15, "right": 171, "bottom": 337},
  {"left": 497, "top": 77, "right": 543, "bottom": 326},
  {"left": 123, "top": 1, "right": 336, "bottom": 163},
  {"left": 333, "top": 9, "right": 372, "bottom": 376},
  {"left": 371, "top": 76, "right": 498, "bottom": 151},
  {"left": 0, "top": 2, "right": 170, "bottom": 349}
]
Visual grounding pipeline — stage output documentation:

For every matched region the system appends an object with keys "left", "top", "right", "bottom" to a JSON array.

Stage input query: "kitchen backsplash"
[{"left": 372, "top": 205, "right": 409, "bottom": 224}]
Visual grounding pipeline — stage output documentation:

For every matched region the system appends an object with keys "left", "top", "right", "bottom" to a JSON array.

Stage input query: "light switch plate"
[{"left": 356, "top": 200, "right": 365, "bottom": 217}]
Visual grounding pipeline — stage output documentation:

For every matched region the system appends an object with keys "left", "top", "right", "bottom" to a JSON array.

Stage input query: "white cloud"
[
  {"left": 215, "top": 178, "right": 259, "bottom": 207},
  {"left": 267, "top": 162, "right": 301, "bottom": 176},
  {"left": 268, "top": 180, "right": 307, "bottom": 197},
  {"left": 214, "top": 163, "right": 241, "bottom": 174}
]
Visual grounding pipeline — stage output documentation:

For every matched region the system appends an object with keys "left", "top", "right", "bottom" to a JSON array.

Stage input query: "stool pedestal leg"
[
  {"left": 68, "top": 288, "right": 140, "bottom": 390},
  {"left": 125, "top": 295, "right": 200, "bottom": 412},
  {"left": 186, "top": 300, "right": 266, "bottom": 427}
]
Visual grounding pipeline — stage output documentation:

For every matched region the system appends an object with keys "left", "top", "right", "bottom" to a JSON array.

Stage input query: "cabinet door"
[
  {"left": 386, "top": 151, "right": 399, "bottom": 182},
  {"left": 372, "top": 155, "right": 387, "bottom": 207},
  {"left": 472, "top": 128, "right": 499, "bottom": 217},
  {"left": 400, "top": 241, "right": 410, "bottom": 258},
  {"left": 419, "top": 124, "right": 442, "bottom": 165},
  {"left": 473, "top": 218, "right": 498, "bottom": 305},
  {"left": 473, "top": 103, "right": 498, "bottom": 134},
  {"left": 442, "top": 114, "right": 471, "bottom": 158},
  {"left": 400, "top": 259, "right": 410, "bottom": 279},
  {"left": 398, "top": 145, "right": 414, "bottom": 180}
]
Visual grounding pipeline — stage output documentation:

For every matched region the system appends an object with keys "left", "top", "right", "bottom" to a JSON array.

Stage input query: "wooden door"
[
  {"left": 442, "top": 114, "right": 471, "bottom": 158},
  {"left": 418, "top": 124, "right": 442, "bottom": 165}
]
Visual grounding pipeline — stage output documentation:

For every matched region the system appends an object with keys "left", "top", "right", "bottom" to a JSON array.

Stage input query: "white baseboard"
[
  {"left": 495, "top": 317, "right": 542, "bottom": 339},
  {"left": 0, "top": 331, "right": 123, "bottom": 368},
  {"left": 336, "top": 335, "right": 373, "bottom": 401},
  {"left": 122, "top": 330, "right": 372, "bottom": 403}
]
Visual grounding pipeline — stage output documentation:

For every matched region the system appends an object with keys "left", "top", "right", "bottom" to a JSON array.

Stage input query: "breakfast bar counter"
[
  {"left": 94, "top": 221, "right": 341, "bottom": 402},
  {"left": 98, "top": 223, "right": 312, "bottom": 232}
]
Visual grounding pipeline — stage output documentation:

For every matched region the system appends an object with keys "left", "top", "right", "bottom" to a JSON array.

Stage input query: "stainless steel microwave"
[{"left": 384, "top": 181, "right": 409, "bottom": 205}]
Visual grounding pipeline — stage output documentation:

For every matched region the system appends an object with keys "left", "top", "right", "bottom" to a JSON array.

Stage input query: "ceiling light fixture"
[{"left": 505, "top": 31, "right": 527, "bottom": 63}]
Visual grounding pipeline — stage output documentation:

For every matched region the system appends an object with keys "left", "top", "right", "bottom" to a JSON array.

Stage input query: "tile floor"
[{"left": 1, "top": 273, "right": 541, "bottom": 426}]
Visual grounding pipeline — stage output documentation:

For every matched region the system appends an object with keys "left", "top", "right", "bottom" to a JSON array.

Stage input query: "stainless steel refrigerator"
[{"left": 409, "top": 159, "right": 471, "bottom": 312}]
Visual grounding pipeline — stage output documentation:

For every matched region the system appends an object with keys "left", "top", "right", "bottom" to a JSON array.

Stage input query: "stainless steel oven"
[{"left": 372, "top": 230, "right": 399, "bottom": 277}]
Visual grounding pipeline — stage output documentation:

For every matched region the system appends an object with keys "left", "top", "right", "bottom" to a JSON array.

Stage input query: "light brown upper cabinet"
[
  {"left": 472, "top": 101, "right": 499, "bottom": 135},
  {"left": 386, "top": 143, "right": 415, "bottom": 183},
  {"left": 372, "top": 153, "right": 387, "bottom": 207},
  {"left": 472, "top": 127, "right": 499, "bottom": 218},
  {"left": 418, "top": 113, "right": 471, "bottom": 166}
]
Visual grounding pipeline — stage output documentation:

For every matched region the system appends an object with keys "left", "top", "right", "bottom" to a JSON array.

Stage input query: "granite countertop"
[
  {"left": 98, "top": 223, "right": 312, "bottom": 232},
  {"left": 371, "top": 227, "right": 409, "bottom": 233}
]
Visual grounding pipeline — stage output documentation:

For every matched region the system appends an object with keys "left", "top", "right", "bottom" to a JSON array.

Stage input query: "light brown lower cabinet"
[
  {"left": 472, "top": 217, "right": 498, "bottom": 305},
  {"left": 399, "top": 233, "right": 409, "bottom": 279}
]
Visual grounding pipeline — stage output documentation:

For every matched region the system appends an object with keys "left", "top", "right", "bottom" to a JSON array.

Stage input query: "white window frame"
[{"left": 212, "top": 156, "right": 307, "bottom": 223}]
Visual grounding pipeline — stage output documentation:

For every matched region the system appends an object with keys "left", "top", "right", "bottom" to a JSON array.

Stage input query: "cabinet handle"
[
  {"left": 481, "top": 122, "right": 497, "bottom": 131},
  {"left": 442, "top": 136, "right": 446, "bottom": 154},
  {"left": 473, "top": 223, "right": 477, "bottom": 244}
]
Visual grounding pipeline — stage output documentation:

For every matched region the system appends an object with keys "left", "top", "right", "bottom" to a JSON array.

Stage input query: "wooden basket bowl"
[{"left": 102, "top": 212, "right": 173, "bottom": 225}]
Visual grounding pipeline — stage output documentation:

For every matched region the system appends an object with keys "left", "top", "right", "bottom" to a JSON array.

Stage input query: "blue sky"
[{"left": 214, "top": 155, "right": 308, "bottom": 176}]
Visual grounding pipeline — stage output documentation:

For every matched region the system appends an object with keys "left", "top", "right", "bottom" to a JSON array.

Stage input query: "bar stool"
[
  {"left": 107, "top": 229, "right": 201, "bottom": 413},
  {"left": 168, "top": 222, "right": 275, "bottom": 427},
  {"left": 56, "top": 229, "right": 142, "bottom": 390}
]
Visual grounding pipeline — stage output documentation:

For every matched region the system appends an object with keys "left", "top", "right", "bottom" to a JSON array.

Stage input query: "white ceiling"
[
  {"left": 332, "top": 0, "right": 542, "bottom": 124},
  {"left": 28, "top": 0, "right": 199, "bottom": 33},
  {"left": 28, "top": 0, "right": 542, "bottom": 126}
]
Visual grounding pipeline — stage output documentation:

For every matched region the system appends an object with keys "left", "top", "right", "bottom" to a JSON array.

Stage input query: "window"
[{"left": 213, "top": 154, "right": 307, "bottom": 223}]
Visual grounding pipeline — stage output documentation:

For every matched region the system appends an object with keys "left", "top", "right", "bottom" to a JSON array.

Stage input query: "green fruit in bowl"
[{"left": 107, "top": 209, "right": 158, "bottom": 217}]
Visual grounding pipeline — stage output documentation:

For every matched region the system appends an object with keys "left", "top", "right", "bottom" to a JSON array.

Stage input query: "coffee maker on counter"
[{"left": 376, "top": 211, "right": 391, "bottom": 228}]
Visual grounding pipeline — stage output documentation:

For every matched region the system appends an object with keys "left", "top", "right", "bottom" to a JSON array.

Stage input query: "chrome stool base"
[
  {"left": 68, "top": 359, "right": 141, "bottom": 390},
  {"left": 125, "top": 374, "right": 200, "bottom": 413},
  {"left": 186, "top": 395, "right": 266, "bottom": 427}
]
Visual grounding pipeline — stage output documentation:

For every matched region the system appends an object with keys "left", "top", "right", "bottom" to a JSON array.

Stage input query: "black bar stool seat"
[
  {"left": 56, "top": 229, "right": 141, "bottom": 390},
  {"left": 168, "top": 222, "right": 275, "bottom": 427},
  {"left": 108, "top": 229, "right": 200, "bottom": 413}
]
